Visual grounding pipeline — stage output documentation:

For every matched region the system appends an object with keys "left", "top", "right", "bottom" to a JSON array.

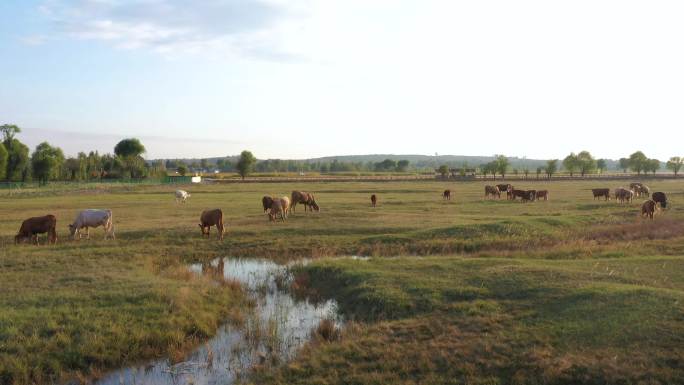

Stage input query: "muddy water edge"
[{"left": 77, "top": 257, "right": 343, "bottom": 385}]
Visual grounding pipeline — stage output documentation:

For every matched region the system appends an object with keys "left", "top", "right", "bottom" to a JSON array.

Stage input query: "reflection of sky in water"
[{"left": 83, "top": 258, "right": 340, "bottom": 385}]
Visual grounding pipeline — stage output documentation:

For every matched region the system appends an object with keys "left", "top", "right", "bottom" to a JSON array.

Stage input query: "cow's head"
[
  {"left": 14, "top": 234, "right": 27, "bottom": 244},
  {"left": 311, "top": 200, "right": 320, "bottom": 212},
  {"left": 68, "top": 224, "right": 77, "bottom": 237},
  {"left": 198, "top": 223, "right": 209, "bottom": 236}
]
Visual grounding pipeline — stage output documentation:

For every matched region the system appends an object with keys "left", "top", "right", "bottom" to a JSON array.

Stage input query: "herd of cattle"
[{"left": 12, "top": 183, "right": 670, "bottom": 244}]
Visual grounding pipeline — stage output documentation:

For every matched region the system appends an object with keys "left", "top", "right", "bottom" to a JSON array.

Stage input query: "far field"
[{"left": 0, "top": 179, "right": 683, "bottom": 384}]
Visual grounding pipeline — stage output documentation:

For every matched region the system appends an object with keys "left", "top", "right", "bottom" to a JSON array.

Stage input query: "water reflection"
[{"left": 88, "top": 258, "right": 339, "bottom": 385}]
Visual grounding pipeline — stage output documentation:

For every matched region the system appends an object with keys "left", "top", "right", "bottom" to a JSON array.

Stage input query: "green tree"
[
  {"left": 177, "top": 164, "right": 188, "bottom": 176},
  {"left": 494, "top": 155, "right": 509, "bottom": 179},
  {"left": 546, "top": 159, "right": 558, "bottom": 178},
  {"left": 576, "top": 151, "right": 597, "bottom": 176},
  {"left": 618, "top": 158, "right": 630, "bottom": 173},
  {"left": 646, "top": 159, "right": 660, "bottom": 175},
  {"left": 629, "top": 151, "right": 648, "bottom": 175},
  {"left": 563, "top": 153, "right": 579, "bottom": 176},
  {"left": 1, "top": 124, "right": 29, "bottom": 181},
  {"left": 236, "top": 150, "right": 257, "bottom": 180},
  {"left": 31, "top": 142, "right": 65, "bottom": 184},
  {"left": 0, "top": 143, "right": 7, "bottom": 180},
  {"left": 667, "top": 156, "right": 683, "bottom": 176},
  {"left": 374, "top": 159, "right": 397, "bottom": 172},
  {"left": 437, "top": 165, "right": 449, "bottom": 178},
  {"left": 114, "top": 138, "right": 146, "bottom": 178},
  {"left": 596, "top": 159, "right": 607, "bottom": 173},
  {"left": 396, "top": 160, "right": 410, "bottom": 172}
]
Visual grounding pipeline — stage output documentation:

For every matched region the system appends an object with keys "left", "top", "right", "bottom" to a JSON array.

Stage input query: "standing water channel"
[{"left": 88, "top": 258, "right": 341, "bottom": 385}]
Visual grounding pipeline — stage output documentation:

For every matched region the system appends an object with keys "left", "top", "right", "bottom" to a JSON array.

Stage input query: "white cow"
[
  {"left": 175, "top": 190, "right": 191, "bottom": 203},
  {"left": 69, "top": 209, "right": 115, "bottom": 240}
]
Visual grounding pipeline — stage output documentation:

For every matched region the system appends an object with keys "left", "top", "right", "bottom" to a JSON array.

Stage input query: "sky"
[{"left": 1, "top": 0, "right": 683, "bottom": 160}]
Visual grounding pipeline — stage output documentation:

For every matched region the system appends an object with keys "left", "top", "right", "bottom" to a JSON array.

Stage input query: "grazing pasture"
[{"left": 0, "top": 179, "right": 683, "bottom": 384}]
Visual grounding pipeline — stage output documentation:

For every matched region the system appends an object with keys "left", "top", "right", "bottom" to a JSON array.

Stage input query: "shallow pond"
[{"left": 87, "top": 258, "right": 340, "bottom": 385}]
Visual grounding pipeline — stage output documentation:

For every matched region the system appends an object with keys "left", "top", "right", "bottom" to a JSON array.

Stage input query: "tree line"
[{"left": 1, "top": 124, "right": 682, "bottom": 183}]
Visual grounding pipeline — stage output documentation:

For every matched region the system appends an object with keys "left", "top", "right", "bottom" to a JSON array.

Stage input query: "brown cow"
[
  {"left": 15, "top": 215, "right": 57, "bottom": 245},
  {"left": 484, "top": 185, "right": 500, "bottom": 199},
  {"left": 526, "top": 190, "right": 537, "bottom": 202},
  {"left": 262, "top": 196, "right": 274, "bottom": 212},
  {"left": 291, "top": 191, "right": 319, "bottom": 213},
  {"left": 536, "top": 190, "right": 549, "bottom": 201},
  {"left": 641, "top": 199, "right": 657, "bottom": 220},
  {"left": 652, "top": 192, "right": 667, "bottom": 209},
  {"left": 442, "top": 189, "right": 451, "bottom": 200},
  {"left": 370, "top": 194, "right": 377, "bottom": 207},
  {"left": 198, "top": 209, "right": 224, "bottom": 240},
  {"left": 615, "top": 188, "right": 633, "bottom": 204},
  {"left": 511, "top": 189, "right": 528, "bottom": 201},
  {"left": 592, "top": 188, "right": 610, "bottom": 200}
]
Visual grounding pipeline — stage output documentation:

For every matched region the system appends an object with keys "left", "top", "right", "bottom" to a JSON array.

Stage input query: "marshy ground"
[{"left": 1, "top": 179, "right": 683, "bottom": 384}]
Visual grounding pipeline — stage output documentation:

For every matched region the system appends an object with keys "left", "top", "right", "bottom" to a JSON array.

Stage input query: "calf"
[
  {"left": 641, "top": 199, "right": 657, "bottom": 220},
  {"left": 592, "top": 188, "right": 610, "bottom": 200},
  {"left": 199, "top": 209, "right": 224, "bottom": 240},
  {"left": 15, "top": 215, "right": 57, "bottom": 245},
  {"left": 175, "top": 190, "right": 190, "bottom": 203},
  {"left": 69, "top": 209, "right": 115, "bottom": 240},
  {"left": 442, "top": 189, "right": 451, "bottom": 200},
  {"left": 536, "top": 190, "right": 549, "bottom": 201},
  {"left": 652, "top": 192, "right": 667, "bottom": 209},
  {"left": 371, "top": 194, "right": 377, "bottom": 207}
]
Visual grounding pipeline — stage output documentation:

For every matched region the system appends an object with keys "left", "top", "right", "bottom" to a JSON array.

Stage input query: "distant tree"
[
  {"left": 646, "top": 159, "right": 660, "bottom": 175},
  {"left": 31, "top": 142, "right": 64, "bottom": 184},
  {"left": 200, "top": 158, "right": 209, "bottom": 170},
  {"left": 374, "top": 159, "right": 397, "bottom": 172},
  {"left": 563, "top": 153, "right": 579, "bottom": 176},
  {"left": 667, "top": 156, "right": 683, "bottom": 176},
  {"left": 177, "top": 164, "right": 188, "bottom": 176},
  {"left": 596, "top": 159, "right": 607, "bottom": 174},
  {"left": 479, "top": 163, "right": 490, "bottom": 178},
  {"left": 1, "top": 124, "right": 29, "bottom": 181},
  {"left": 114, "top": 138, "right": 146, "bottom": 158},
  {"left": 494, "top": 155, "right": 509, "bottom": 179},
  {"left": 236, "top": 150, "right": 257, "bottom": 180},
  {"left": 486, "top": 161, "right": 499, "bottom": 179},
  {"left": 618, "top": 158, "right": 630, "bottom": 173},
  {"left": 0, "top": 143, "right": 7, "bottom": 180},
  {"left": 629, "top": 151, "right": 648, "bottom": 175},
  {"left": 545, "top": 159, "right": 558, "bottom": 178},
  {"left": 396, "top": 159, "right": 410, "bottom": 172},
  {"left": 536, "top": 166, "right": 542, "bottom": 179},
  {"left": 0, "top": 124, "right": 21, "bottom": 142},
  {"left": 576, "top": 151, "right": 597, "bottom": 176},
  {"left": 64, "top": 157, "right": 81, "bottom": 180},
  {"left": 437, "top": 165, "right": 449, "bottom": 178}
]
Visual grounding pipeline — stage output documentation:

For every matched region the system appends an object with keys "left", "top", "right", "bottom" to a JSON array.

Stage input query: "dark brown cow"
[
  {"left": 442, "top": 189, "right": 451, "bottom": 200},
  {"left": 496, "top": 184, "right": 512, "bottom": 200},
  {"left": 291, "top": 191, "right": 319, "bottom": 212},
  {"left": 615, "top": 188, "right": 633, "bottom": 204},
  {"left": 15, "top": 215, "right": 57, "bottom": 245},
  {"left": 484, "top": 185, "right": 500, "bottom": 199},
  {"left": 652, "top": 192, "right": 667, "bottom": 209},
  {"left": 198, "top": 209, "right": 224, "bottom": 240},
  {"left": 262, "top": 196, "right": 274, "bottom": 212},
  {"left": 536, "top": 190, "right": 549, "bottom": 201},
  {"left": 592, "top": 188, "right": 610, "bottom": 200},
  {"left": 641, "top": 200, "right": 657, "bottom": 220},
  {"left": 370, "top": 194, "right": 377, "bottom": 207},
  {"left": 526, "top": 190, "right": 537, "bottom": 202},
  {"left": 511, "top": 189, "right": 528, "bottom": 201}
]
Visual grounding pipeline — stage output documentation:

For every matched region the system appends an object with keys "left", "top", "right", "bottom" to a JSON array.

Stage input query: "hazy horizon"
[{"left": 2, "top": 1, "right": 683, "bottom": 160}]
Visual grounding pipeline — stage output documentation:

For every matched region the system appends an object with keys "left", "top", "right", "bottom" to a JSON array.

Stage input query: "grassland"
[{"left": 0, "top": 179, "right": 683, "bottom": 384}]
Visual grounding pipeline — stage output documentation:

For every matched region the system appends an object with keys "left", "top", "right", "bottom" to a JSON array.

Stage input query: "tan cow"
[
  {"left": 484, "top": 185, "right": 500, "bottom": 199},
  {"left": 268, "top": 197, "right": 290, "bottom": 222},
  {"left": 15, "top": 215, "right": 57, "bottom": 245},
  {"left": 199, "top": 209, "right": 224, "bottom": 240}
]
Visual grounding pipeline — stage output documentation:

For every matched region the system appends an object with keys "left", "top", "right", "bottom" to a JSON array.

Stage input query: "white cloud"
[{"left": 36, "top": 0, "right": 307, "bottom": 58}]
